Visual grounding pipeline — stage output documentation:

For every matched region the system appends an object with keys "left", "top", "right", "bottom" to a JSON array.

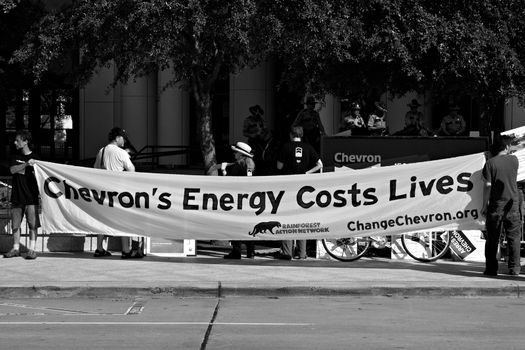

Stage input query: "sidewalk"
[{"left": 1, "top": 244, "right": 524, "bottom": 299}]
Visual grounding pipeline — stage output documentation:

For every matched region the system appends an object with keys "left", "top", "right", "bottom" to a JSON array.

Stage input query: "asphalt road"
[{"left": 0, "top": 295, "right": 523, "bottom": 349}]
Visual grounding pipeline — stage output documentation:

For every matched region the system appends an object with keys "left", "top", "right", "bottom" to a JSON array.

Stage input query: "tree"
[
  {"left": 1, "top": 0, "right": 45, "bottom": 95},
  {"left": 265, "top": 0, "right": 525, "bottom": 121},
  {"left": 1, "top": 0, "right": 17, "bottom": 13},
  {"left": 13, "top": 0, "right": 275, "bottom": 171}
]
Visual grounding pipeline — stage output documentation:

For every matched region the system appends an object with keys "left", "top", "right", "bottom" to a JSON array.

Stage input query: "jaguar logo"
[{"left": 248, "top": 221, "right": 282, "bottom": 237}]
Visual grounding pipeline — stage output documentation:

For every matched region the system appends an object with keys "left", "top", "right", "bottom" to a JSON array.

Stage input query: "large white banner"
[{"left": 33, "top": 152, "right": 486, "bottom": 241}]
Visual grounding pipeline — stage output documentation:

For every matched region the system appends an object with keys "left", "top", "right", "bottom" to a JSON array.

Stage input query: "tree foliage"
[
  {"left": 0, "top": 0, "right": 45, "bottom": 100},
  {"left": 13, "top": 0, "right": 272, "bottom": 170},
  {"left": 9, "top": 0, "right": 525, "bottom": 168},
  {"left": 265, "top": 0, "right": 525, "bottom": 108}
]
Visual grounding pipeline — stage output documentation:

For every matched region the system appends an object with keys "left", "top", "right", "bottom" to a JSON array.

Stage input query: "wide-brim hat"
[
  {"left": 408, "top": 99, "right": 421, "bottom": 107},
  {"left": 231, "top": 141, "right": 254, "bottom": 158},
  {"left": 350, "top": 102, "right": 361, "bottom": 110},
  {"left": 249, "top": 105, "right": 264, "bottom": 116},
  {"left": 375, "top": 101, "right": 387, "bottom": 112}
]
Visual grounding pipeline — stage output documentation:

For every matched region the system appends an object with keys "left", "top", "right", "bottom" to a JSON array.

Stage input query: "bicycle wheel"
[
  {"left": 401, "top": 230, "right": 451, "bottom": 262},
  {"left": 321, "top": 237, "right": 371, "bottom": 261}
]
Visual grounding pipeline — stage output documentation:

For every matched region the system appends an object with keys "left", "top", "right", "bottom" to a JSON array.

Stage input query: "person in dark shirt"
[
  {"left": 275, "top": 126, "right": 323, "bottom": 260},
  {"left": 293, "top": 96, "right": 326, "bottom": 153},
  {"left": 4, "top": 130, "right": 40, "bottom": 260},
  {"left": 482, "top": 135, "right": 521, "bottom": 276}
]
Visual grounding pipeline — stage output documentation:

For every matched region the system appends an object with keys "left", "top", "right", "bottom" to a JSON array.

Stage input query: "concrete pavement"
[{"left": 0, "top": 244, "right": 524, "bottom": 299}]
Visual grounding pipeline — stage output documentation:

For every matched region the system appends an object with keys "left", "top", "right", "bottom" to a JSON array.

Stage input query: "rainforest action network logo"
[{"left": 248, "top": 221, "right": 329, "bottom": 237}]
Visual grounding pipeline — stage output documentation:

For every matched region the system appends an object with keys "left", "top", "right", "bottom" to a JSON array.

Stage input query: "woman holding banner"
[{"left": 209, "top": 141, "right": 256, "bottom": 259}]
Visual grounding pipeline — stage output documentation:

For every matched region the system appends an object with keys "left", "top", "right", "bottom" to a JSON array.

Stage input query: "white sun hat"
[{"left": 231, "top": 141, "right": 254, "bottom": 158}]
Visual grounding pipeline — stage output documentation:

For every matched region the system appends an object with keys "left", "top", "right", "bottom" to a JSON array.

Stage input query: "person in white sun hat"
[{"left": 208, "top": 141, "right": 256, "bottom": 259}]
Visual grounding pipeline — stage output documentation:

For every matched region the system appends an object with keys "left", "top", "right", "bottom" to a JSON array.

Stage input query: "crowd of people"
[
  {"left": 339, "top": 98, "right": 469, "bottom": 137},
  {"left": 2, "top": 99, "right": 522, "bottom": 276}
]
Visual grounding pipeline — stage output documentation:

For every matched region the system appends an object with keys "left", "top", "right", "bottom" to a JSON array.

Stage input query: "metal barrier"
[{"left": 132, "top": 145, "right": 191, "bottom": 169}]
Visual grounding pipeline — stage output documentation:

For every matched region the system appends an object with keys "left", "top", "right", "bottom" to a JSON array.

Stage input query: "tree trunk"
[{"left": 195, "top": 91, "right": 217, "bottom": 173}]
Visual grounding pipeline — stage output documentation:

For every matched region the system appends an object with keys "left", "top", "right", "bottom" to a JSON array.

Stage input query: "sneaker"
[
  {"left": 224, "top": 252, "right": 241, "bottom": 259},
  {"left": 3, "top": 249, "right": 20, "bottom": 258},
  {"left": 276, "top": 254, "right": 292, "bottom": 261},
  {"left": 121, "top": 250, "right": 144, "bottom": 259},
  {"left": 93, "top": 249, "right": 112, "bottom": 257},
  {"left": 25, "top": 250, "right": 37, "bottom": 260},
  {"left": 483, "top": 270, "right": 498, "bottom": 276}
]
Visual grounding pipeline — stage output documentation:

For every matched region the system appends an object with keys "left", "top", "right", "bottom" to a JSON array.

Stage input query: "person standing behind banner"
[
  {"left": 367, "top": 101, "right": 388, "bottom": 136},
  {"left": 275, "top": 126, "right": 323, "bottom": 260},
  {"left": 93, "top": 127, "right": 141, "bottom": 259},
  {"left": 293, "top": 96, "right": 325, "bottom": 154},
  {"left": 4, "top": 130, "right": 40, "bottom": 260},
  {"left": 208, "top": 141, "right": 256, "bottom": 259},
  {"left": 438, "top": 105, "right": 467, "bottom": 136},
  {"left": 339, "top": 102, "right": 367, "bottom": 135},
  {"left": 481, "top": 135, "right": 521, "bottom": 276}
]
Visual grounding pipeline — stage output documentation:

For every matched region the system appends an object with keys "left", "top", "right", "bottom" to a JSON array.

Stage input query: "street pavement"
[{"left": 0, "top": 243, "right": 524, "bottom": 299}]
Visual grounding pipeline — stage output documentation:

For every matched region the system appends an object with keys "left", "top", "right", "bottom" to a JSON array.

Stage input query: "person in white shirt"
[{"left": 93, "top": 127, "right": 141, "bottom": 258}]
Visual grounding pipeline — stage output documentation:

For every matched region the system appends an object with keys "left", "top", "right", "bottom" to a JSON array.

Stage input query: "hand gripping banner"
[{"left": 33, "top": 152, "right": 486, "bottom": 241}]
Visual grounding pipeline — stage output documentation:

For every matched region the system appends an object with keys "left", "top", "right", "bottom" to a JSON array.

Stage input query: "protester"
[
  {"left": 438, "top": 105, "right": 466, "bottom": 136},
  {"left": 4, "top": 130, "right": 40, "bottom": 259},
  {"left": 367, "top": 101, "right": 388, "bottom": 136},
  {"left": 481, "top": 135, "right": 521, "bottom": 276},
  {"left": 242, "top": 105, "right": 281, "bottom": 176},
  {"left": 293, "top": 96, "right": 325, "bottom": 153},
  {"left": 392, "top": 99, "right": 433, "bottom": 136},
  {"left": 209, "top": 141, "right": 256, "bottom": 259},
  {"left": 403, "top": 99, "right": 425, "bottom": 136},
  {"left": 275, "top": 126, "right": 323, "bottom": 260},
  {"left": 339, "top": 102, "right": 367, "bottom": 135},
  {"left": 93, "top": 127, "right": 142, "bottom": 259},
  {"left": 243, "top": 105, "right": 265, "bottom": 140}
]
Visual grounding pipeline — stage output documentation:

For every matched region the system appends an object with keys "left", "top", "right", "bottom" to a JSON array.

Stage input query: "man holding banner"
[
  {"left": 276, "top": 126, "right": 323, "bottom": 260},
  {"left": 93, "top": 127, "right": 141, "bottom": 259},
  {"left": 482, "top": 135, "right": 521, "bottom": 276},
  {"left": 4, "top": 130, "right": 40, "bottom": 260}
]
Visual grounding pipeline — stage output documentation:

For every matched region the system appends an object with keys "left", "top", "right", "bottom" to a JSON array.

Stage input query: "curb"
[{"left": 0, "top": 284, "right": 522, "bottom": 299}]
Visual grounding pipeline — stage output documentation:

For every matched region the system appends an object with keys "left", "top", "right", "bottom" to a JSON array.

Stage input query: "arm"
[
  {"left": 404, "top": 112, "right": 411, "bottom": 126},
  {"left": 245, "top": 158, "right": 255, "bottom": 176},
  {"left": 367, "top": 115, "right": 382, "bottom": 130},
  {"left": 306, "top": 159, "right": 323, "bottom": 174},
  {"left": 458, "top": 115, "right": 467, "bottom": 134},
  {"left": 482, "top": 180, "right": 491, "bottom": 217},
  {"left": 316, "top": 113, "right": 326, "bottom": 134},
  {"left": 367, "top": 115, "right": 376, "bottom": 129},
  {"left": 439, "top": 117, "right": 450, "bottom": 135},
  {"left": 94, "top": 151, "right": 102, "bottom": 169},
  {"left": 123, "top": 156, "right": 135, "bottom": 172},
  {"left": 124, "top": 162, "right": 135, "bottom": 172},
  {"left": 121, "top": 150, "right": 135, "bottom": 172},
  {"left": 10, "top": 162, "right": 28, "bottom": 175}
]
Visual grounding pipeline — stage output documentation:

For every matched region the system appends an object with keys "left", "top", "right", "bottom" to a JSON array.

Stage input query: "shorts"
[{"left": 11, "top": 204, "right": 41, "bottom": 230}]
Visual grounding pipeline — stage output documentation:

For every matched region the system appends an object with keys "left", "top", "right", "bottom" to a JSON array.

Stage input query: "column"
[{"left": 157, "top": 70, "right": 190, "bottom": 166}]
